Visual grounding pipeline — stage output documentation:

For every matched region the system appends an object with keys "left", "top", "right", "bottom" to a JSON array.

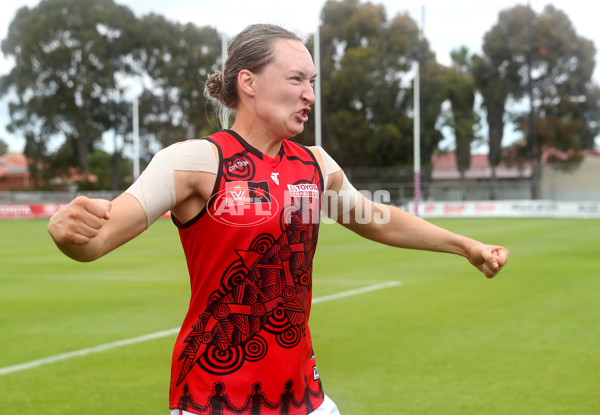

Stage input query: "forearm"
[
  {"left": 325, "top": 160, "right": 509, "bottom": 278},
  {"left": 340, "top": 199, "right": 478, "bottom": 258},
  {"left": 48, "top": 194, "right": 148, "bottom": 262},
  {"left": 51, "top": 232, "right": 110, "bottom": 262}
]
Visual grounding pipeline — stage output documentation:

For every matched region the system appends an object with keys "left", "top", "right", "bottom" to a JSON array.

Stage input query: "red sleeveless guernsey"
[{"left": 170, "top": 130, "right": 325, "bottom": 415}]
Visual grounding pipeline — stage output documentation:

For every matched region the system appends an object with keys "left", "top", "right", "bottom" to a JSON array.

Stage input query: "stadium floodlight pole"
[
  {"left": 314, "top": 21, "right": 322, "bottom": 147},
  {"left": 132, "top": 96, "right": 140, "bottom": 181},
  {"left": 220, "top": 31, "right": 230, "bottom": 129},
  {"left": 413, "top": 61, "right": 421, "bottom": 217},
  {"left": 527, "top": 0, "right": 537, "bottom": 200},
  {"left": 413, "top": 5, "right": 424, "bottom": 217}
]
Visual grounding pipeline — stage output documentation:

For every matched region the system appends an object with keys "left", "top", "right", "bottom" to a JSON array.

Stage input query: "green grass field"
[{"left": 1, "top": 217, "right": 599, "bottom": 414}]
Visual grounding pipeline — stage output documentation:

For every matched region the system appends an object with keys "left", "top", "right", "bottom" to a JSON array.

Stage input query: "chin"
[
  {"left": 292, "top": 123, "right": 305, "bottom": 136},
  {"left": 281, "top": 126, "right": 304, "bottom": 140}
]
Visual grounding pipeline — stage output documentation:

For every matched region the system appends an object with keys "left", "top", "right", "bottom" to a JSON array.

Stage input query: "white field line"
[
  {"left": 0, "top": 328, "right": 180, "bottom": 376},
  {"left": 316, "top": 279, "right": 399, "bottom": 285},
  {"left": 0, "top": 273, "right": 180, "bottom": 282},
  {"left": 0, "top": 281, "right": 401, "bottom": 376},
  {"left": 312, "top": 281, "right": 402, "bottom": 304}
]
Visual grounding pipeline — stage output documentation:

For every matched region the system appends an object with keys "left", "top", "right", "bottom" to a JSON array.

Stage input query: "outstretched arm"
[
  {"left": 340, "top": 193, "right": 508, "bottom": 278},
  {"left": 321, "top": 168, "right": 508, "bottom": 278}
]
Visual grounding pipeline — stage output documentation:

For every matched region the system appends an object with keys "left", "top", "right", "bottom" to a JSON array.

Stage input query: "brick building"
[{"left": 0, "top": 152, "right": 30, "bottom": 191}]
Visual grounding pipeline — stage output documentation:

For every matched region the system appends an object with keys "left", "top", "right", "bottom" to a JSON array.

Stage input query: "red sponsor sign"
[{"left": 0, "top": 203, "right": 66, "bottom": 218}]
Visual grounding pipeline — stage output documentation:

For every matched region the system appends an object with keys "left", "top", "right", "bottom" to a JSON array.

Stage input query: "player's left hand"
[{"left": 468, "top": 244, "right": 509, "bottom": 278}]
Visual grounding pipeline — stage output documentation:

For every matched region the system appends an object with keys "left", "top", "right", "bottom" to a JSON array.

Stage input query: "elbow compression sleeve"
[
  {"left": 125, "top": 139, "right": 218, "bottom": 227},
  {"left": 316, "top": 146, "right": 358, "bottom": 219}
]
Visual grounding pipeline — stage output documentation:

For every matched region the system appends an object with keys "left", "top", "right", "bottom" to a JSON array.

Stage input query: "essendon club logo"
[{"left": 208, "top": 181, "right": 277, "bottom": 227}]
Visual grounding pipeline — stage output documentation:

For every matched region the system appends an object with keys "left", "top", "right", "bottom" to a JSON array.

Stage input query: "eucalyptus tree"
[
  {"left": 0, "top": 0, "right": 139, "bottom": 182},
  {"left": 475, "top": 4, "right": 599, "bottom": 172},
  {"left": 314, "top": 0, "right": 443, "bottom": 171},
  {"left": 133, "top": 14, "right": 221, "bottom": 151},
  {"left": 443, "top": 46, "right": 477, "bottom": 199}
]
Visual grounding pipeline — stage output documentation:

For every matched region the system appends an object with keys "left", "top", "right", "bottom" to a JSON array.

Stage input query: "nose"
[{"left": 302, "top": 81, "right": 316, "bottom": 105}]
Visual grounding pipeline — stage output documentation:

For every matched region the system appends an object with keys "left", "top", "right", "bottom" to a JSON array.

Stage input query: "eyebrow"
[{"left": 289, "top": 70, "right": 317, "bottom": 80}]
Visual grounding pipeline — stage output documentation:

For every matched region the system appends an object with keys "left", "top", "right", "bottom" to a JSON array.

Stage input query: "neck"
[{"left": 230, "top": 123, "right": 283, "bottom": 159}]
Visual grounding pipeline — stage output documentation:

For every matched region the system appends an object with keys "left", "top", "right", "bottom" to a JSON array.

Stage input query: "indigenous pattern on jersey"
[{"left": 170, "top": 130, "right": 325, "bottom": 415}]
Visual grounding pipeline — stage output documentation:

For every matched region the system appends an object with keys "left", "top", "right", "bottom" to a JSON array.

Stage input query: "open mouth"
[{"left": 298, "top": 107, "right": 311, "bottom": 122}]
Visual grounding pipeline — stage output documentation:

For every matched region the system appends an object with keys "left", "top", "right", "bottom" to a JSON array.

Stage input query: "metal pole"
[
  {"left": 527, "top": 0, "right": 537, "bottom": 199},
  {"left": 220, "top": 32, "right": 229, "bottom": 130},
  {"left": 413, "top": 62, "right": 421, "bottom": 217},
  {"left": 413, "top": 5, "right": 424, "bottom": 216},
  {"left": 132, "top": 96, "right": 140, "bottom": 180},
  {"left": 314, "top": 22, "right": 322, "bottom": 147}
]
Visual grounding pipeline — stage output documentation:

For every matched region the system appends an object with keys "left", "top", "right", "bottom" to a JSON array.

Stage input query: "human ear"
[{"left": 238, "top": 69, "right": 256, "bottom": 97}]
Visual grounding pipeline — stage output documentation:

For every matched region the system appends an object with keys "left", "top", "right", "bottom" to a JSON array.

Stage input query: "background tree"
[
  {"left": 22, "top": 131, "right": 53, "bottom": 189},
  {"left": 576, "top": 84, "right": 600, "bottom": 150},
  {"left": 0, "top": 0, "right": 222, "bottom": 189},
  {"left": 2, "top": 0, "right": 597, "bottom": 194},
  {"left": 81, "top": 149, "right": 132, "bottom": 190},
  {"left": 405, "top": 19, "right": 446, "bottom": 190},
  {"left": 0, "top": 138, "right": 8, "bottom": 155},
  {"left": 528, "top": 5, "right": 598, "bottom": 156},
  {"left": 0, "top": 0, "right": 139, "bottom": 184},
  {"left": 472, "top": 26, "right": 521, "bottom": 199},
  {"left": 313, "top": 0, "right": 443, "bottom": 171},
  {"left": 134, "top": 14, "right": 221, "bottom": 154},
  {"left": 442, "top": 46, "right": 477, "bottom": 200},
  {"left": 477, "top": 5, "right": 599, "bottom": 175}
]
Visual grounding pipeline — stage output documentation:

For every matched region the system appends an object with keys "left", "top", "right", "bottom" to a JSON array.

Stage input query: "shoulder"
[
  {"left": 307, "top": 146, "right": 341, "bottom": 176},
  {"left": 169, "top": 139, "right": 219, "bottom": 174},
  {"left": 306, "top": 146, "right": 323, "bottom": 169}
]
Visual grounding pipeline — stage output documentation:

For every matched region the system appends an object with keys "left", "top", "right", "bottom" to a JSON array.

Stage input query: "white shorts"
[
  {"left": 170, "top": 394, "right": 340, "bottom": 415},
  {"left": 311, "top": 395, "right": 340, "bottom": 414}
]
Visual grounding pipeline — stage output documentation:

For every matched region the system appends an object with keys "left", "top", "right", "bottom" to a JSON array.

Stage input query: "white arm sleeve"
[
  {"left": 315, "top": 146, "right": 359, "bottom": 219},
  {"left": 125, "top": 139, "right": 218, "bottom": 227}
]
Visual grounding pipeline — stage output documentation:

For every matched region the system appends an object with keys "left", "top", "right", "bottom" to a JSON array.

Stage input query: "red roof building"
[
  {"left": 429, "top": 148, "right": 600, "bottom": 201},
  {"left": 0, "top": 152, "right": 30, "bottom": 191},
  {"left": 431, "top": 153, "right": 531, "bottom": 180}
]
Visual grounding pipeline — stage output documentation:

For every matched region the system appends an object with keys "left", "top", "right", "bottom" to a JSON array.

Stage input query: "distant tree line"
[{"left": 1, "top": 0, "right": 598, "bottom": 191}]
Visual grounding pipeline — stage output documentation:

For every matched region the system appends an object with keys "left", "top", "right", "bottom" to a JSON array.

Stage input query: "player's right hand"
[{"left": 48, "top": 196, "right": 112, "bottom": 246}]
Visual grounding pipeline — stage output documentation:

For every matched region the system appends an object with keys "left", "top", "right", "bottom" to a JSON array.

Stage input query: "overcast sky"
[{"left": 1, "top": 0, "right": 599, "bottom": 152}]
